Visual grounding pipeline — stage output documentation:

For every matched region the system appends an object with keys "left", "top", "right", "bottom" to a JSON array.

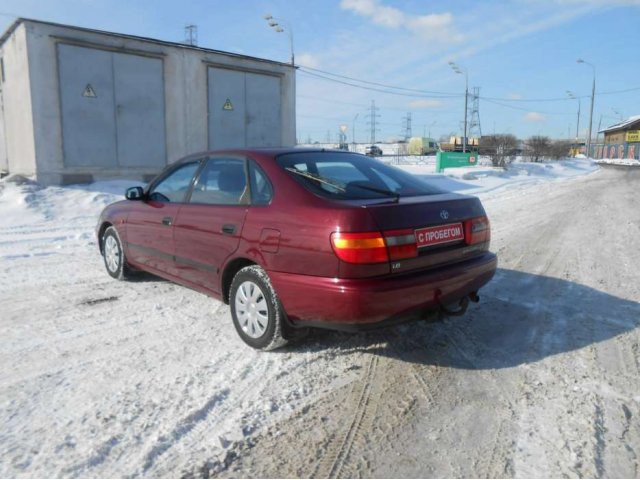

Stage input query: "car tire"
[
  {"left": 230, "top": 265, "right": 288, "bottom": 351},
  {"left": 102, "top": 226, "right": 133, "bottom": 281}
]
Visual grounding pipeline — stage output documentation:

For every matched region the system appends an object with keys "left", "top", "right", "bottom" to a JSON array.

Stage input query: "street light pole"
[
  {"left": 566, "top": 91, "right": 581, "bottom": 140},
  {"left": 577, "top": 59, "right": 595, "bottom": 158},
  {"left": 264, "top": 14, "right": 294, "bottom": 66},
  {"left": 463, "top": 76, "right": 468, "bottom": 153},
  {"left": 448, "top": 61, "right": 468, "bottom": 153},
  {"left": 352, "top": 113, "right": 359, "bottom": 149}
]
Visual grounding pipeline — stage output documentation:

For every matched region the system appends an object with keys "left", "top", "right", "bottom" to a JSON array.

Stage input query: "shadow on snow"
[{"left": 288, "top": 268, "right": 640, "bottom": 370}]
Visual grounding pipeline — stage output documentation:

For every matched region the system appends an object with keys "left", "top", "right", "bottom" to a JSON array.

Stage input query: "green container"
[{"left": 436, "top": 151, "right": 478, "bottom": 173}]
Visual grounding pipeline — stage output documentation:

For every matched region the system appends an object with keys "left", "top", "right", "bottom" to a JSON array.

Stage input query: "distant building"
[
  {"left": 596, "top": 115, "right": 640, "bottom": 160},
  {"left": 0, "top": 19, "right": 296, "bottom": 184}
]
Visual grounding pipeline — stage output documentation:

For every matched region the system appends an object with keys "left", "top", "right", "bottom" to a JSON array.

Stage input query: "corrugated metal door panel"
[
  {"left": 208, "top": 67, "right": 246, "bottom": 149},
  {"left": 245, "top": 72, "right": 281, "bottom": 147},
  {"left": 57, "top": 44, "right": 117, "bottom": 167},
  {"left": 113, "top": 53, "right": 166, "bottom": 167}
]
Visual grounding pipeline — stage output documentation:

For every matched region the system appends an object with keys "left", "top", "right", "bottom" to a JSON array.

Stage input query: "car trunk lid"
[{"left": 363, "top": 193, "right": 490, "bottom": 275}]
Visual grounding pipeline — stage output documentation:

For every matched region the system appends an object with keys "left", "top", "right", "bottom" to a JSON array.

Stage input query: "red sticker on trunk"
[{"left": 415, "top": 223, "right": 464, "bottom": 248}]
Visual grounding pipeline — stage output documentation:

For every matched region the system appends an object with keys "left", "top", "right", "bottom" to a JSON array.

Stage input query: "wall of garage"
[
  {"left": 0, "top": 23, "right": 37, "bottom": 176},
  {"left": 0, "top": 19, "right": 296, "bottom": 185}
]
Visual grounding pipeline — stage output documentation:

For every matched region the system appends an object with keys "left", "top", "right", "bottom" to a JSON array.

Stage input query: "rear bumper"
[{"left": 269, "top": 252, "right": 497, "bottom": 328}]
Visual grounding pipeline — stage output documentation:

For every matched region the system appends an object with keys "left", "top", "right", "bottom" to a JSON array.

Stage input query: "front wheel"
[
  {"left": 102, "top": 226, "right": 133, "bottom": 280},
  {"left": 229, "top": 265, "right": 288, "bottom": 351}
]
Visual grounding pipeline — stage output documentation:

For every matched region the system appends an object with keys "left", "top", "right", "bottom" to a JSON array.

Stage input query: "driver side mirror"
[{"left": 125, "top": 186, "right": 145, "bottom": 200}]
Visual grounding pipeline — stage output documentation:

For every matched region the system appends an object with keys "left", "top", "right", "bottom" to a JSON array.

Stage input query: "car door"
[
  {"left": 172, "top": 156, "right": 251, "bottom": 292},
  {"left": 125, "top": 161, "right": 201, "bottom": 274}
]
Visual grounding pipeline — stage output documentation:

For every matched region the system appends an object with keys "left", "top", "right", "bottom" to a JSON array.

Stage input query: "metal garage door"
[
  {"left": 57, "top": 44, "right": 166, "bottom": 168},
  {"left": 208, "top": 68, "right": 246, "bottom": 149},
  {"left": 246, "top": 72, "right": 281, "bottom": 147},
  {"left": 208, "top": 67, "right": 282, "bottom": 149}
]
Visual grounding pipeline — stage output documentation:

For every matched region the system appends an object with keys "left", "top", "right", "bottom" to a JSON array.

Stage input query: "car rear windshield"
[{"left": 277, "top": 152, "right": 445, "bottom": 200}]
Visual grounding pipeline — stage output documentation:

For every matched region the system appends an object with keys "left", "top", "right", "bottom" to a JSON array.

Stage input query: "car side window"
[
  {"left": 249, "top": 161, "right": 273, "bottom": 205},
  {"left": 148, "top": 162, "right": 200, "bottom": 203},
  {"left": 190, "top": 158, "right": 249, "bottom": 205}
]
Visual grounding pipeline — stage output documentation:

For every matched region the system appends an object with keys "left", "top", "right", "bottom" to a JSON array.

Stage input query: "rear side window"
[
  {"left": 249, "top": 161, "right": 273, "bottom": 205},
  {"left": 190, "top": 158, "right": 248, "bottom": 205},
  {"left": 277, "top": 152, "right": 444, "bottom": 200}
]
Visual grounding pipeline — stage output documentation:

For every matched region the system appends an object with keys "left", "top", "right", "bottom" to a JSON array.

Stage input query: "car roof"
[{"left": 175, "top": 147, "right": 360, "bottom": 163}]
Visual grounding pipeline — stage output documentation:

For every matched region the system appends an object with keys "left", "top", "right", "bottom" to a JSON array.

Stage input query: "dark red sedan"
[{"left": 97, "top": 148, "right": 497, "bottom": 350}]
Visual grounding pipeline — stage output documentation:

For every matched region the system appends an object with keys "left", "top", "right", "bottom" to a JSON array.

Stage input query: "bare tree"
[
  {"left": 479, "top": 134, "right": 519, "bottom": 168},
  {"left": 548, "top": 140, "right": 572, "bottom": 160},
  {"left": 525, "top": 136, "right": 551, "bottom": 162}
]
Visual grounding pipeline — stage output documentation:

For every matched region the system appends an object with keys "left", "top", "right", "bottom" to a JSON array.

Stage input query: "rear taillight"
[
  {"left": 330, "top": 232, "right": 388, "bottom": 264},
  {"left": 383, "top": 229, "right": 418, "bottom": 260},
  {"left": 464, "top": 216, "right": 491, "bottom": 245},
  {"left": 330, "top": 229, "right": 420, "bottom": 264}
]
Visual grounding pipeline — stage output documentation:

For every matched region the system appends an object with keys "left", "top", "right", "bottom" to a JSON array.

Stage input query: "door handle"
[
  {"left": 221, "top": 224, "right": 236, "bottom": 235},
  {"left": 162, "top": 216, "right": 173, "bottom": 226}
]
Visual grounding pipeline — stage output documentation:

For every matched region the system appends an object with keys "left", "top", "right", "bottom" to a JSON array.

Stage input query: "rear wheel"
[
  {"left": 102, "top": 226, "right": 133, "bottom": 280},
  {"left": 230, "top": 265, "right": 288, "bottom": 351}
]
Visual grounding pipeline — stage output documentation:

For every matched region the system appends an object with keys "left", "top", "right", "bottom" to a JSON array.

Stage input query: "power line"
[
  {"left": 482, "top": 86, "right": 640, "bottom": 102},
  {"left": 299, "top": 65, "right": 460, "bottom": 97},
  {"left": 482, "top": 98, "right": 574, "bottom": 115},
  {"left": 482, "top": 95, "right": 580, "bottom": 102},
  {"left": 298, "top": 70, "right": 462, "bottom": 99},
  {"left": 298, "top": 94, "right": 370, "bottom": 109},
  {"left": 298, "top": 64, "right": 640, "bottom": 104},
  {"left": 596, "top": 85, "right": 640, "bottom": 96}
]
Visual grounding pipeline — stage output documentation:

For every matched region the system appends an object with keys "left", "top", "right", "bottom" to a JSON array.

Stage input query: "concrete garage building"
[{"left": 0, "top": 19, "right": 296, "bottom": 184}]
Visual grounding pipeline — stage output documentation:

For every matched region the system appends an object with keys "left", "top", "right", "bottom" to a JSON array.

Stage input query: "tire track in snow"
[
  {"left": 313, "top": 354, "right": 379, "bottom": 479},
  {"left": 140, "top": 389, "right": 231, "bottom": 473}
]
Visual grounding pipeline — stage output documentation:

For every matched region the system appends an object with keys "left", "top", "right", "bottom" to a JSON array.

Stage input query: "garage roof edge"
[{"left": 0, "top": 18, "right": 296, "bottom": 70}]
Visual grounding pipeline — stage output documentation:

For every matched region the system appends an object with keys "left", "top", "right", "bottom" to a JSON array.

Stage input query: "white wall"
[
  {"left": 0, "top": 80, "right": 7, "bottom": 172},
  {"left": 0, "top": 24, "right": 37, "bottom": 176},
  {"left": 20, "top": 20, "right": 296, "bottom": 184}
]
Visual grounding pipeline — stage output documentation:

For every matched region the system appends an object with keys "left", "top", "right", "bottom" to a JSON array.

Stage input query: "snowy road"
[{"left": 1, "top": 166, "right": 639, "bottom": 477}]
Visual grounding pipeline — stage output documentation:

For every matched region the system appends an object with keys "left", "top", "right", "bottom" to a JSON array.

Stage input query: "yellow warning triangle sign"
[
  {"left": 222, "top": 98, "right": 234, "bottom": 111},
  {"left": 83, "top": 84, "right": 97, "bottom": 98}
]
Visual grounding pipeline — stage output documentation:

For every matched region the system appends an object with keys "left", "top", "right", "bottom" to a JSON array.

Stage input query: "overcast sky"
[{"left": 1, "top": 0, "right": 639, "bottom": 143}]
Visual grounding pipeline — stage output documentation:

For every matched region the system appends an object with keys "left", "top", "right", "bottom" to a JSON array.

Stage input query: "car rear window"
[{"left": 277, "top": 152, "right": 445, "bottom": 200}]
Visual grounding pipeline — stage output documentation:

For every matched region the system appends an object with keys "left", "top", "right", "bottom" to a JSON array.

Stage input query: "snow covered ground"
[
  {"left": 595, "top": 158, "right": 640, "bottom": 167},
  {"left": 393, "top": 157, "right": 599, "bottom": 200},
  {"left": 1, "top": 159, "right": 639, "bottom": 477}
]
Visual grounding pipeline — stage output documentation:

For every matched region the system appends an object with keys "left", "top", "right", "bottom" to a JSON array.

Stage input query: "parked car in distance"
[
  {"left": 97, "top": 148, "right": 497, "bottom": 350},
  {"left": 365, "top": 145, "right": 383, "bottom": 156}
]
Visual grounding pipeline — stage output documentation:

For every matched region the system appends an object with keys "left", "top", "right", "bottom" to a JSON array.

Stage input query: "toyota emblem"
[{"left": 440, "top": 210, "right": 449, "bottom": 220}]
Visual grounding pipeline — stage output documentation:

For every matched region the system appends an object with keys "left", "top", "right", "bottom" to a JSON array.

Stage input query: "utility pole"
[
  {"left": 427, "top": 120, "right": 436, "bottom": 139},
  {"left": 366, "top": 100, "right": 380, "bottom": 144},
  {"left": 577, "top": 59, "right": 596, "bottom": 158}
]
